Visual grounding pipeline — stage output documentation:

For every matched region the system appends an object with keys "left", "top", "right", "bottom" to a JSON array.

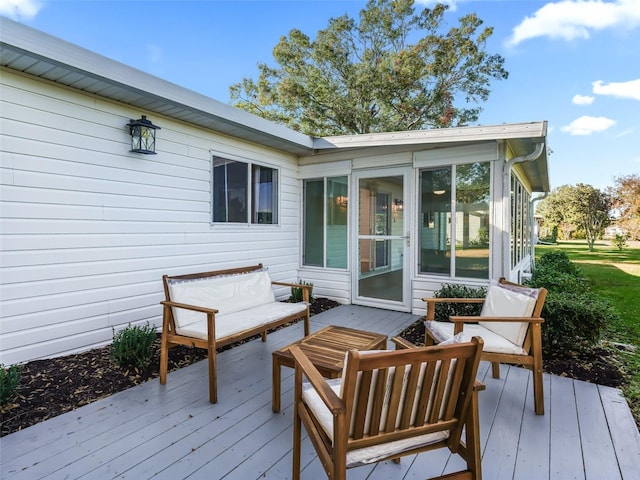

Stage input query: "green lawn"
[{"left": 535, "top": 240, "right": 640, "bottom": 424}]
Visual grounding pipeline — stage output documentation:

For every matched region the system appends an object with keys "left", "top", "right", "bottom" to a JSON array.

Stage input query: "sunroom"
[{"left": 295, "top": 125, "right": 549, "bottom": 315}]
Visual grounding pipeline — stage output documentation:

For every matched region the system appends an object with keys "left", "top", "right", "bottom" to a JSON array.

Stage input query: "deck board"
[{"left": 1, "top": 304, "right": 639, "bottom": 480}]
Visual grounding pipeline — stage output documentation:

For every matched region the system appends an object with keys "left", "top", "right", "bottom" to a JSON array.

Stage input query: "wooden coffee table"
[{"left": 272, "top": 325, "right": 387, "bottom": 412}]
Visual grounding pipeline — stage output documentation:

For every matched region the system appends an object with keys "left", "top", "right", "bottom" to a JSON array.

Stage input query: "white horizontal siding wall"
[{"left": 0, "top": 70, "right": 303, "bottom": 365}]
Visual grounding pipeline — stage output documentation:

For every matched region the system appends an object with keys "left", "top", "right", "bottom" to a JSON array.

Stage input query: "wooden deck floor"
[{"left": 2, "top": 305, "right": 639, "bottom": 480}]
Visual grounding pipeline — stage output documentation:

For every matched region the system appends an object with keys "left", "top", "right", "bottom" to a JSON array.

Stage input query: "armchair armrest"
[
  {"left": 422, "top": 297, "right": 485, "bottom": 320},
  {"left": 473, "top": 380, "right": 486, "bottom": 392},
  {"left": 391, "top": 336, "right": 419, "bottom": 350},
  {"left": 289, "top": 345, "right": 345, "bottom": 415},
  {"left": 449, "top": 316, "right": 544, "bottom": 324}
]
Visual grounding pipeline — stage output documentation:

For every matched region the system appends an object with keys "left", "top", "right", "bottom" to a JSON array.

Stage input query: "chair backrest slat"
[{"left": 398, "top": 362, "right": 422, "bottom": 429}]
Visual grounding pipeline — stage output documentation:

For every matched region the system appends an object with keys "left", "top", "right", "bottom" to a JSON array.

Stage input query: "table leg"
[{"left": 272, "top": 355, "right": 281, "bottom": 413}]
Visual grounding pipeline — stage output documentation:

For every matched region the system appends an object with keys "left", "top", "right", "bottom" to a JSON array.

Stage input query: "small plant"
[
  {"left": 613, "top": 233, "right": 628, "bottom": 251},
  {"left": 111, "top": 323, "right": 157, "bottom": 372},
  {"left": 0, "top": 363, "right": 22, "bottom": 406},
  {"left": 432, "top": 283, "right": 486, "bottom": 322},
  {"left": 290, "top": 280, "right": 314, "bottom": 303}
]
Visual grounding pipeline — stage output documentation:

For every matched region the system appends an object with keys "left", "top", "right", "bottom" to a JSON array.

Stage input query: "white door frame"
[{"left": 351, "top": 167, "right": 412, "bottom": 311}]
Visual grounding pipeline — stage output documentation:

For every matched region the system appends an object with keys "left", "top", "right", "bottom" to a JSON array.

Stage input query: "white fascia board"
[{"left": 313, "top": 122, "right": 547, "bottom": 150}]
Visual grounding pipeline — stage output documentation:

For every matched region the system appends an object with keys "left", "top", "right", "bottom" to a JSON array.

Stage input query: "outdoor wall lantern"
[{"left": 127, "top": 115, "right": 160, "bottom": 154}]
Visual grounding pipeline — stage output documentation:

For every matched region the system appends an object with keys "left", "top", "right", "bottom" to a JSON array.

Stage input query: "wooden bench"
[{"left": 160, "top": 264, "right": 311, "bottom": 403}]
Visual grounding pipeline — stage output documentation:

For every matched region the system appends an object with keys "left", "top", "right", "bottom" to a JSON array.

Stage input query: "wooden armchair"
[
  {"left": 290, "top": 336, "right": 485, "bottom": 480},
  {"left": 424, "top": 278, "right": 547, "bottom": 415}
]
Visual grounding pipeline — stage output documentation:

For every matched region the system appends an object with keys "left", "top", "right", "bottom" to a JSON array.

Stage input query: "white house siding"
[{"left": 0, "top": 69, "right": 302, "bottom": 365}]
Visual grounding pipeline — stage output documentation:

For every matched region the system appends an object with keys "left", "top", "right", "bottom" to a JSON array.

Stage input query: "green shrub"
[
  {"left": 541, "top": 291, "right": 618, "bottom": 355},
  {"left": 613, "top": 233, "right": 628, "bottom": 251},
  {"left": 535, "top": 250, "right": 581, "bottom": 276},
  {"left": 290, "top": 280, "right": 314, "bottom": 303},
  {"left": 0, "top": 364, "right": 21, "bottom": 406},
  {"left": 432, "top": 284, "right": 486, "bottom": 322},
  {"left": 528, "top": 250, "right": 619, "bottom": 356},
  {"left": 111, "top": 323, "right": 157, "bottom": 371},
  {"left": 528, "top": 266, "right": 586, "bottom": 294}
]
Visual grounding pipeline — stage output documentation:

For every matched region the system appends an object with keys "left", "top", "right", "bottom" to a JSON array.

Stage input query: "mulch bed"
[
  {"left": 0, "top": 298, "right": 627, "bottom": 437},
  {"left": 0, "top": 298, "right": 339, "bottom": 437}
]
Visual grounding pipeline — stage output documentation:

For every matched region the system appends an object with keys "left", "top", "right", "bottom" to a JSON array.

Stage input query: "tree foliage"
[
  {"left": 229, "top": 0, "right": 508, "bottom": 136},
  {"left": 607, "top": 174, "right": 640, "bottom": 240},
  {"left": 537, "top": 184, "right": 612, "bottom": 251}
]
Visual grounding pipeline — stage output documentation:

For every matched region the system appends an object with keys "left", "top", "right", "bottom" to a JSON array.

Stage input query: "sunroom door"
[{"left": 353, "top": 169, "right": 411, "bottom": 311}]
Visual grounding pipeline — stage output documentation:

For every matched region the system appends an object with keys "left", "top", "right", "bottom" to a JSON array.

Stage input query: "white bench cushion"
[
  {"left": 168, "top": 270, "right": 276, "bottom": 329},
  {"left": 176, "top": 301, "right": 307, "bottom": 340},
  {"left": 426, "top": 320, "right": 526, "bottom": 355}
]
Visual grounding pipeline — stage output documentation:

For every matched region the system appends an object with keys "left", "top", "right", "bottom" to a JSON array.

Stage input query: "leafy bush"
[
  {"left": 528, "top": 267, "right": 586, "bottom": 295},
  {"left": 541, "top": 292, "right": 618, "bottom": 354},
  {"left": 528, "top": 250, "right": 617, "bottom": 356},
  {"left": 0, "top": 364, "right": 21, "bottom": 406},
  {"left": 535, "top": 250, "right": 581, "bottom": 276},
  {"left": 290, "top": 280, "right": 314, "bottom": 303},
  {"left": 111, "top": 323, "right": 157, "bottom": 371},
  {"left": 432, "top": 284, "right": 486, "bottom": 322}
]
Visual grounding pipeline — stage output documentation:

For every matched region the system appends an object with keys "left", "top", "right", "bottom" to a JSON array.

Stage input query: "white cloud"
[
  {"left": 0, "top": 0, "right": 41, "bottom": 20},
  {"left": 592, "top": 79, "right": 640, "bottom": 100},
  {"left": 615, "top": 127, "right": 635, "bottom": 138},
  {"left": 507, "top": 0, "right": 640, "bottom": 46},
  {"left": 561, "top": 115, "right": 616, "bottom": 135},
  {"left": 572, "top": 94, "right": 595, "bottom": 105}
]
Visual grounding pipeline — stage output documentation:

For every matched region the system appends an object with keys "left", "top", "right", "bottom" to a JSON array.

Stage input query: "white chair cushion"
[
  {"left": 168, "top": 270, "right": 276, "bottom": 329},
  {"left": 175, "top": 301, "right": 307, "bottom": 340},
  {"left": 425, "top": 321, "right": 526, "bottom": 355},
  {"left": 302, "top": 378, "right": 449, "bottom": 468},
  {"left": 478, "top": 282, "right": 538, "bottom": 346}
]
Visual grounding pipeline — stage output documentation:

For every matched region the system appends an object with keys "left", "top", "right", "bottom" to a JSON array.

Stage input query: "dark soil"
[
  {"left": 0, "top": 298, "right": 340, "bottom": 437},
  {"left": 0, "top": 299, "right": 627, "bottom": 437}
]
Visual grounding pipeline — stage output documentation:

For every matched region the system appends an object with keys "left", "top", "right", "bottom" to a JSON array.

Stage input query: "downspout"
[
  {"left": 502, "top": 141, "right": 546, "bottom": 280},
  {"left": 530, "top": 193, "right": 549, "bottom": 270}
]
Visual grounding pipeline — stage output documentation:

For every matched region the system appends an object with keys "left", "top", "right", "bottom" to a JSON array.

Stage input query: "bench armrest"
[
  {"left": 161, "top": 300, "right": 219, "bottom": 315},
  {"left": 271, "top": 281, "right": 311, "bottom": 303}
]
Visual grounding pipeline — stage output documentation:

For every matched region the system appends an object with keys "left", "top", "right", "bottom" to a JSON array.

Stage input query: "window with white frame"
[
  {"left": 419, "top": 162, "right": 491, "bottom": 279},
  {"left": 510, "top": 173, "right": 532, "bottom": 268},
  {"left": 303, "top": 176, "right": 348, "bottom": 268},
  {"left": 212, "top": 156, "right": 278, "bottom": 224}
]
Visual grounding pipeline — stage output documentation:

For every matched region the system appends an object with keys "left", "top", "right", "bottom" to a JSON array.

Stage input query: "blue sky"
[{"left": 2, "top": 0, "right": 639, "bottom": 191}]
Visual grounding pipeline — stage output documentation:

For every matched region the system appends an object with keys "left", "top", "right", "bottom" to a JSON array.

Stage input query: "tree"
[
  {"left": 229, "top": 0, "right": 508, "bottom": 136},
  {"left": 608, "top": 174, "right": 640, "bottom": 241},
  {"left": 537, "top": 184, "right": 612, "bottom": 251}
]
